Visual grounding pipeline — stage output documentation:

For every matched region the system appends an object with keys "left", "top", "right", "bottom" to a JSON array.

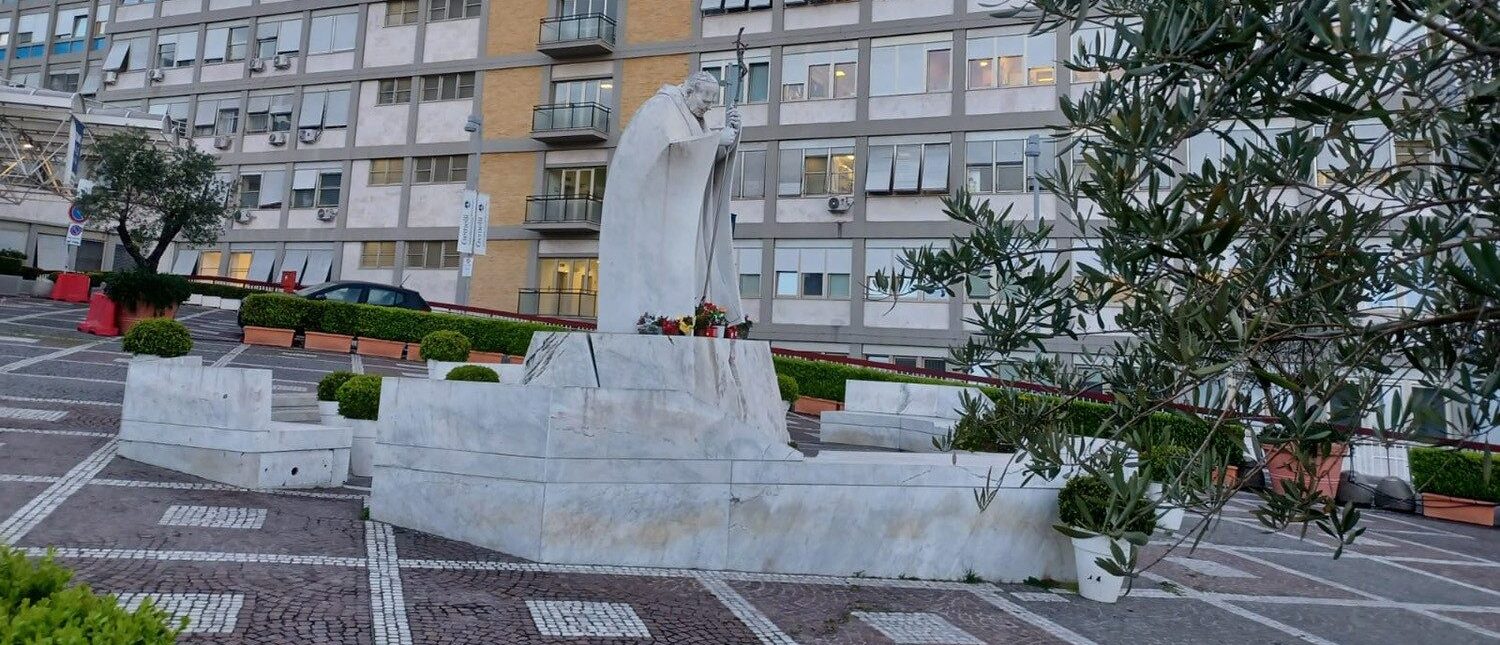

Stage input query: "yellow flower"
[{"left": 678, "top": 316, "right": 695, "bottom": 334}]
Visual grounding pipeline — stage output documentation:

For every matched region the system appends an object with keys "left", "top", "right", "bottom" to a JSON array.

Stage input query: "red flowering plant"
[{"left": 694, "top": 301, "right": 729, "bottom": 335}]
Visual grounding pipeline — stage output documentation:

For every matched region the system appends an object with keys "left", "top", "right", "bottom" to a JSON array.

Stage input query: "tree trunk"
[{"left": 115, "top": 216, "right": 155, "bottom": 274}]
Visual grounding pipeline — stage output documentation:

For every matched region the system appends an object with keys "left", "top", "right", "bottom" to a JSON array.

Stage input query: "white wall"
[
  {"left": 286, "top": 208, "right": 338, "bottom": 229},
  {"left": 364, "top": 9, "right": 417, "bottom": 67},
  {"left": 730, "top": 199, "right": 765, "bottom": 224},
  {"left": 355, "top": 86, "right": 409, "bottom": 146},
  {"left": 865, "top": 196, "right": 948, "bottom": 222},
  {"left": 339, "top": 242, "right": 394, "bottom": 284},
  {"left": 117, "top": 4, "right": 155, "bottom": 22},
  {"left": 780, "top": 99, "right": 855, "bottom": 125},
  {"left": 870, "top": 93, "right": 951, "bottom": 120},
  {"left": 346, "top": 161, "right": 401, "bottom": 229},
  {"left": 406, "top": 185, "right": 464, "bottom": 228},
  {"left": 777, "top": 197, "right": 851, "bottom": 223},
  {"left": 864, "top": 301, "right": 949, "bottom": 330},
  {"left": 874, "top": 0, "right": 952, "bottom": 21},
  {"left": 966, "top": 87, "right": 1057, "bottom": 115},
  {"left": 703, "top": 10, "right": 772, "bottom": 38},
  {"left": 161, "top": 0, "right": 198, "bottom": 16},
  {"left": 415, "top": 101, "right": 471, "bottom": 144},
  {"left": 400, "top": 269, "right": 458, "bottom": 303},
  {"left": 200, "top": 63, "right": 242, "bottom": 83},
  {"left": 160, "top": 67, "right": 193, "bottom": 86},
  {"left": 785, "top": 1, "right": 859, "bottom": 30},
  {"left": 773, "top": 299, "right": 852, "bottom": 326},
  {"left": 305, "top": 51, "right": 356, "bottom": 74},
  {"left": 423, "top": 19, "right": 479, "bottom": 63},
  {"left": 210, "top": 0, "right": 252, "bottom": 9}
]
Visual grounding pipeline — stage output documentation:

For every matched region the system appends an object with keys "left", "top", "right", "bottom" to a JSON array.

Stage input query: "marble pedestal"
[
  {"left": 120, "top": 357, "right": 351, "bottom": 489},
  {"left": 820, "top": 381, "right": 992, "bottom": 451}
]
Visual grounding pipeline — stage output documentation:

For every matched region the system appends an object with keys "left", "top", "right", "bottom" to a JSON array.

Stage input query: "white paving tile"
[
  {"left": 527, "top": 600, "right": 651, "bottom": 638},
  {"left": 116, "top": 593, "right": 244, "bottom": 634},
  {"left": 366, "top": 521, "right": 414, "bottom": 645},
  {"left": 852, "top": 611, "right": 982, "bottom": 645},
  {"left": 1166, "top": 556, "right": 1258, "bottom": 579},
  {"left": 0, "top": 406, "right": 67, "bottom": 422},
  {"left": 1011, "top": 591, "right": 1069, "bottom": 602},
  {"left": 159, "top": 505, "right": 267, "bottom": 530}
]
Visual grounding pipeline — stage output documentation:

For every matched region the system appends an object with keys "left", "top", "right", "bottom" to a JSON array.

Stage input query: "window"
[
  {"left": 701, "top": 58, "right": 771, "bottom": 105},
  {"left": 299, "top": 87, "right": 351, "bottom": 129},
  {"left": 429, "top": 0, "right": 481, "bottom": 21},
  {"left": 551, "top": 78, "right": 613, "bottom": 105},
  {"left": 240, "top": 170, "right": 285, "bottom": 208},
  {"left": 773, "top": 245, "right": 852, "bottom": 299},
  {"left": 413, "top": 155, "right": 468, "bottom": 183},
  {"left": 1394, "top": 139, "right": 1432, "bottom": 183},
  {"left": 225, "top": 251, "right": 253, "bottom": 280},
  {"left": 870, "top": 38, "right": 952, "bottom": 95},
  {"left": 562, "top": 0, "right": 616, "bottom": 16},
  {"left": 193, "top": 97, "right": 241, "bottom": 137},
  {"left": 865, "top": 241, "right": 946, "bottom": 301},
  {"left": 104, "top": 36, "right": 151, "bottom": 71},
  {"left": 237, "top": 174, "right": 261, "bottom": 209},
  {"left": 292, "top": 169, "right": 342, "bottom": 208},
  {"left": 385, "top": 0, "right": 421, "bottom": 27},
  {"left": 308, "top": 12, "right": 358, "bottom": 54},
  {"left": 245, "top": 93, "right": 293, "bottom": 133},
  {"left": 368, "top": 158, "right": 405, "bottom": 185},
  {"left": 16, "top": 13, "right": 49, "bottom": 48},
  {"left": 198, "top": 251, "right": 222, "bottom": 277},
  {"left": 377, "top": 78, "right": 413, "bottom": 105},
  {"left": 155, "top": 30, "right": 199, "bottom": 68},
  {"left": 732, "top": 150, "right": 766, "bottom": 199},
  {"left": 256, "top": 19, "right": 302, "bottom": 59},
  {"left": 778, "top": 146, "right": 856, "bottom": 196},
  {"left": 1316, "top": 123, "right": 1391, "bottom": 186},
  {"left": 544, "top": 166, "right": 606, "bottom": 197},
  {"left": 965, "top": 136, "right": 1055, "bottom": 193},
  {"left": 406, "top": 241, "right": 461, "bottom": 269},
  {"left": 148, "top": 98, "right": 190, "bottom": 135},
  {"left": 46, "top": 71, "right": 80, "bottom": 93},
  {"left": 202, "top": 25, "right": 249, "bottom": 63},
  {"left": 1409, "top": 386, "right": 1449, "bottom": 438},
  {"left": 360, "top": 241, "right": 397, "bottom": 269},
  {"left": 967, "top": 32, "right": 1056, "bottom": 89},
  {"left": 1071, "top": 28, "right": 1122, "bottom": 84},
  {"left": 420, "top": 72, "right": 475, "bottom": 101},
  {"left": 781, "top": 48, "right": 857, "bottom": 101},
  {"left": 735, "top": 245, "right": 762, "bottom": 298},
  {"left": 866, "top": 143, "right": 949, "bottom": 194}
]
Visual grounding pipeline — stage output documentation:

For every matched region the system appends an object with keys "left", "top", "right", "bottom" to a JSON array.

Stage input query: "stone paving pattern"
[{"left": 0, "top": 296, "right": 1497, "bottom": 643}]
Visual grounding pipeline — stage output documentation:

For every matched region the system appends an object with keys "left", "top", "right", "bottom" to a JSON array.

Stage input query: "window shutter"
[
  {"left": 298, "top": 92, "right": 327, "bottom": 128},
  {"left": 865, "top": 145, "right": 894, "bottom": 193},
  {"left": 276, "top": 20, "right": 302, "bottom": 53}
]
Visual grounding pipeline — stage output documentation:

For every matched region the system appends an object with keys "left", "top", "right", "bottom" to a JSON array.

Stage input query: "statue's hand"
[{"left": 719, "top": 107, "right": 741, "bottom": 147}]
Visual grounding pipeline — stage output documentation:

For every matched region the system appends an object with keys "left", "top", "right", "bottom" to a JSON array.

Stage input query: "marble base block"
[{"left": 821, "top": 381, "right": 991, "bottom": 451}]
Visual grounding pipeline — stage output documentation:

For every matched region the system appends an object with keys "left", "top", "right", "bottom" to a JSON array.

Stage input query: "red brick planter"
[
  {"left": 357, "top": 337, "right": 405, "bottom": 359},
  {"left": 118, "top": 303, "right": 178, "bottom": 335},
  {"left": 403, "top": 343, "right": 423, "bottom": 361},
  {"left": 303, "top": 331, "right": 353, "bottom": 353},
  {"left": 469, "top": 351, "right": 503, "bottom": 364},
  {"left": 503, "top": 355, "right": 525, "bottom": 365},
  {"left": 244, "top": 326, "right": 294, "bottom": 347},
  {"left": 1421, "top": 493, "right": 1498, "bottom": 527},
  {"left": 1263, "top": 442, "right": 1347, "bottom": 498},
  {"left": 792, "top": 396, "right": 843, "bottom": 416}
]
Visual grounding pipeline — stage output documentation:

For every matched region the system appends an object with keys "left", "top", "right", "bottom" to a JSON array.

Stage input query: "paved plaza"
[{"left": 0, "top": 296, "right": 1496, "bottom": 643}]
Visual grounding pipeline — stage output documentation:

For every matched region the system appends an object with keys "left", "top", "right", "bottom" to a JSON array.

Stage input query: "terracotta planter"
[
  {"left": 403, "top": 343, "right": 424, "bottom": 361},
  {"left": 357, "top": 337, "right": 405, "bottom": 359},
  {"left": 1212, "top": 465, "right": 1240, "bottom": 488},
  {"left": 792, "top": 396, "right": 843, "bottom": 416},
  {"left": 503, "top": 354, "right": 525, "bottom": 365},
  {"left": 243, "top": 325, "right": 294, "bottom": 347},
  {"left": 469, "top": 351, "right": 504, "bottom": 364},
  {"left": 303, "top": 331, "right": 353, "bottom": 354},
  {"left": 1263, "top": 442, "right": 1347, "bottom": 498},
  {"left": 116, "top": 302, "right": 179, "bottom": 334},
  {"left": 1421, "top": 493, "right": 1498, "bottom": 527}
]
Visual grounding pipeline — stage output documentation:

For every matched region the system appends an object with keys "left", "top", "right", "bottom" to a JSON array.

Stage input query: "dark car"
[{"left": 293, "top": 281, "right": 432, "bottom": 311}]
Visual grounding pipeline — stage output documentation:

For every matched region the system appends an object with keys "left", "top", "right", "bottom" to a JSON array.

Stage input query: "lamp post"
[
  {"left": 455, "top": 114, "right": 482, "bottom": 305},
  {"left": 1025, "top": 134, "right": 1041, "bottom": 225}
]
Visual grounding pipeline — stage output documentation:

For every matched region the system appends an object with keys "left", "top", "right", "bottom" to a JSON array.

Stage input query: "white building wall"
[{"left": 422, "top": 19, "right": 479, "bottom": 63}]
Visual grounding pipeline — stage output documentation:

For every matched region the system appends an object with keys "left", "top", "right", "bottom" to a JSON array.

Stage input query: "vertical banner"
[
  {"left": 460, "top": 255, "right": 474, "bottom": 277},
  {"left": 64, "top": 117, "right": 85, "bottom": 188},
  {"left": 473, "top": 193, "right": 490, "bottom": 256},
  {"left": 457, "top": 189, "right": 478, "bottom": 254}
]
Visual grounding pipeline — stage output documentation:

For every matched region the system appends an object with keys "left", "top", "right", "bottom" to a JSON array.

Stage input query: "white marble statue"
[{"left": 596, "top": 72, "right": 744, "bottom": 333}]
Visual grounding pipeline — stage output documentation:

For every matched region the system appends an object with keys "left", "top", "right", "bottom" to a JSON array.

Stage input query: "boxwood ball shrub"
[
  {"left": 103, "top": 270, "right": 191, "bottom": 311},
  {"left": 420, "top": 330, "right": 472, "bottom": 362},
  {"left": 1410, "top": 447, "right": 1500, "bottom": 504},
  {"left": 120, "top": 318, "right": 193, "bottom": 358},
  {"left": 1057, "top": 474, "right": 1156, "bottom": 536},
  {"left": 446, "top": 365, "right": 499, "bottom": 382},
  {"left": 317, "top": 371, "right": 358, "bottom": 402},
  {"left": 0, "top": 545, "right": 182, "bottom": 641},
  {"left": 336, "top": 375, "right": 382, "bottom": 421},
  {"left": 776, "top": 373, "right": 799, "bottom": 403}
]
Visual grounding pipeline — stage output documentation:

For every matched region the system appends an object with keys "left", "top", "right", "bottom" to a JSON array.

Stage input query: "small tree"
[{"left": 76, "top": 132, "right": 234, "bottom": 273}]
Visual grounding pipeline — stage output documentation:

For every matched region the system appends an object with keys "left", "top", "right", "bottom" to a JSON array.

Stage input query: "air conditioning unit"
[
  {"left": 273, "top": 54, "right": 292, "bottom": 69},
  {"left": 826, "top": 195, "right": 854, "bottom": 213},
  {"left": 248, "top": 58, "right": 266, "bottom": 72},
  {"left": 298, "top": 128, "right": 321, "bottom": 144},
  {"left": 102, "top": 70, "right": 119, "bottom": 85},
  {"left": 233, "top": 211, "right": 255, "bottom": 224},
  {"left": 148, "top": 68, "right": 165, "bottom": 82},
  {"left": 267, "top": 131, "right": 288, "bottom": 146},
  {"left": 212, "top": 135, "right": 232, "bottom": 150},
  {"left": 315, "top": 207, "right": 338, "bottom": 222}
]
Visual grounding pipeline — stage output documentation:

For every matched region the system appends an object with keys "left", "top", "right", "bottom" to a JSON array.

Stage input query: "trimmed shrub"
[
  {"left": 187, "top": 282, "right": 260, "bottom": 299},
  {"left": 317, "top": 371, "right": 358, "bottom": 402},
  {"left": 1139, "top": 443, "right": 1191, "bottom": 481},
  {"left": 102, "top": 270, "right": 190, "bottom": 310},
  {"left": 1057, "top": 474, "right": 1156, "bottom": 536},
  {"left": 1410, "top": 447, "right": 1500, "bottom": 504},
  {"left": 336, "top": 375, "right": 382, "bottom": 421},
  {"left": 776, "top": 373, "right": 799, "bottom": 402},
  {"left": 771, "top": 356, "right": 950, "bottom": 402},
  {"left": 120, "top": 318, "right": 192, "bottom": 357},
  {"left": 317, "top": 301, "right": 363, "bottom": 336},
  {"left": 240, "top": 293, "right": 321, "bottom": 330},
  {"left": 446, "top": 365, "right": 499, "bottom": 382},
  {"left": 0, "top": 545, "right": 182, "bottom": 641},
  {"left": 420, "top": 330, "right": 471, "bottom": 362}
]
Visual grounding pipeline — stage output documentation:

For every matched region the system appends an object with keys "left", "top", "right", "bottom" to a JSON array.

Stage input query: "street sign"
[
  {"left": 473, "top": 193, "right": 490, "bottom": 256},
  {"left": 65, "top": 223, "right": 84, "bottom": 246},
  {"left": 68, "top": 202, "right": 85, "bottom": 223},
  {"left": 457, "top": 189, "right": 478, "bottom": 254},
  {"left": 460, "top": 255, "right": 474, "bottom": 277}
]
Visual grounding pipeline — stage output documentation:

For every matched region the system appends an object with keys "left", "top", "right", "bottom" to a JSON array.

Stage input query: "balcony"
[
  {"left": 537, "top": 13, "right": 616, "bottom": 58},
  {"left": 518, "top": 288, "right": 597, "bottom": 319},
  {"left": 524, "top": 195, "right": 603, "bottom": 233},
  {"left": 531, "top": 102, "right": 610, "bottom": 143}
]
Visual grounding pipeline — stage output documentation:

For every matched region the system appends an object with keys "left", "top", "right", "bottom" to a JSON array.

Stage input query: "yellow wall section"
[
  {"left": 478, "top": 152, "right": 538, "bottom": 227},
  {"left": 484, "top": 67, "right": 543, "bottom": 138},
  {"left": 625, "top": 1, "right": 693, "bottom": 44},
  {"left": 620, "top": 55, "right": 691, "bottom": 124},
  {"left": 469, "top": 240, "right": 532, "bottom": 312},
  {"left": 487, "top": 0, "right": 549, "bottom": 56}
]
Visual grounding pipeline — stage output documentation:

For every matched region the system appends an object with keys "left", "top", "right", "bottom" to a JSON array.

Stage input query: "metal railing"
[
  {"left": 532, "top": 102, "right": 610, "bottom": 133},
  {"left": 538, "top": 13, "right": 617, "bottom": 45},
  {"left": 525, "top": 195, "right": 603, "bottom": 226},
  {"left": 518, "top": 288, "right": 598, "bottom": 319}
]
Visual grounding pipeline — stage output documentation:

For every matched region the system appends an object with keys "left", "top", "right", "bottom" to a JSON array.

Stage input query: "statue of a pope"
[{"left": 596, "top": 72, "right": 744, "bottom": 333}]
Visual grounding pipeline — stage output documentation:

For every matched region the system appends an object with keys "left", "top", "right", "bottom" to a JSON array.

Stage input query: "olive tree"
[{"left": 886, "top": 0, "right": 1498, "bottom": 569}]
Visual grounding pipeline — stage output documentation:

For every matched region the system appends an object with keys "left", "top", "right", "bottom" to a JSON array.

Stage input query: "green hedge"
[
  {"left": 1410, "top": 447, "right": 1500, "bottom": 504},
  {"left": 102, "top": 270, "right": 190, "bottom": 310},
  {"left": 0, "top": 546, "right": 182, "bottom": 641},
  {"left": 771, "top": 356, "right": 951, "bottom": 402},
  {"left": 121, "top": 319, "right": 193, "bottom": 358},
  {"left": 776, "top": 373, "right": 799, "bottom": 403},
  {"left": 240, "top": 294, "right": 562, "bottom": 355},
  {"left": 446, "top": 365, "right": 499, "bottom": 382},
  {"left": 241, "top": 293, "right": 322, "bottom": 330}
]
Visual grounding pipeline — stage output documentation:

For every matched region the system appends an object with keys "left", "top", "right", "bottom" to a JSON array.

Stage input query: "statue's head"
[{"left": 680, "top": 72, "right": 721, "bottom": 118}]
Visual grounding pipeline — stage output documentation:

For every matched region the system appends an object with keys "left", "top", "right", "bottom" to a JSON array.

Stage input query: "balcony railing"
[
  {"left": 518, "top": 288, "right": 598, "bottom": 319},
  {"left": 524, "top": 195, "right": 603, "bottom": 232},
  {"left": 537, "top": 13, "right": 616, "bottom": 57},
  {"left": 531, "top": 102, "right": 610, "bottom": 142}
]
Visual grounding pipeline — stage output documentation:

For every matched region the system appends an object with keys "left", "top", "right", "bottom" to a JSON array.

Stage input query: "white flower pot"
[
  {"left": 317, "top": 401, "right": 343, "bottom": 426},
  {"left": 1072, "top": 535, "right": 1130, "bottom": 603},
  {"left": 1147, "top": 482, "right": 1185, "bottom": 534},
  {"left": 187, "top": 294, "right": 205, "bottom": 305},
  {"left": 201, "top": 296, "right": 222, "bottom": 308}
]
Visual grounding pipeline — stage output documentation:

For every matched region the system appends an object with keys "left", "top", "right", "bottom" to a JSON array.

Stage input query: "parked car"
[{"left": 237, "top": 281, "right": 431, "bottom": 327}]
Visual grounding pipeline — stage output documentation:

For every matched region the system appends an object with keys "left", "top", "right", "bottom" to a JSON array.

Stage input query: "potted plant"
[
  {"left": 695, "top": 301, "right": 728, "bottom": 337},
  {"left": 120, "top": 318, "right": 193, "bottom": 359},
  {"left": 1055, "top": 473, "right": 1156, "bottom": 603},
  {"left": 316, "top": 371, "right": 358, "bottom": 425},
  {"left": 1410, "top": 447, "right": 1500, "bottom": 526},
  {"left": 102, "top": 270, "right": 191, "bottom": 334},
  {"left": 238, "top": 293, "right": 306, "bottom": 347},
  {"left": 420, "top": 330, "right": 475, "bottom": 378},
  {"left": 305, "top": 301, "right": 356, "bottom": 353},
  {"left": 1139, "top": 444, "right": 1190, "bottom": 533},
  {"left": 446, "top": 365, "right": 500, "bottom": 382},
  {"left": 336, "top": 375, "right": 382, "bottom": 478},
  {"left": 1260, "top": 421, "right": 1351, "bottom": 498}
]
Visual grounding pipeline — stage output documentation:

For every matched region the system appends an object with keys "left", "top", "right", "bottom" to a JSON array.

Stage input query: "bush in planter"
[
  {"left": 0, "top": 545, "right": 183, "bottom": 641},
  {"left": 446, "top": 365, "right": 499, "bottom": 382},
  {"left": 317, "top": 371, "right": 358, "bottom": 402},
  {"left": 420, "top": 330, "right": 471, "bottom": 362},
  {"left": 1260, "top": 421, "right": 1353, "bottom": 454},
  {"left": 1409, "top": 447, "right": 1500, "bottom": 504},
  {"left": 102, "top": 270, "right": 190, "bottom": 311},
  {"left": 1056, "top": 474, "right": 1157, "bottom": 538},
  {"left": 1139, "top": 444, "right": 1191, "bottom": 482},
  {"left": 776, "top": 374, "right": 799, "bottom": 403},
  {"left": 336, "top": 375, "right": 382, "bottom": 421},
  {"left": 317, "top": 301, "right": 363, "bottom": 336},
  {"left": 121, "top": 318, "right": 193, "bottom": 357},
  {"left": 240, "top": 293, "right": 321, "bottom": 330}
]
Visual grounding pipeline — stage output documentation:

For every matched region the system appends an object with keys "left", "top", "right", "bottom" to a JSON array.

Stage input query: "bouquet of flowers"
[
  {"left": 636, "top": 312, "right": 693, "bottom": 336},
  {"left": 694, "top": 301, "right": 730, "bottom": 336}
]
